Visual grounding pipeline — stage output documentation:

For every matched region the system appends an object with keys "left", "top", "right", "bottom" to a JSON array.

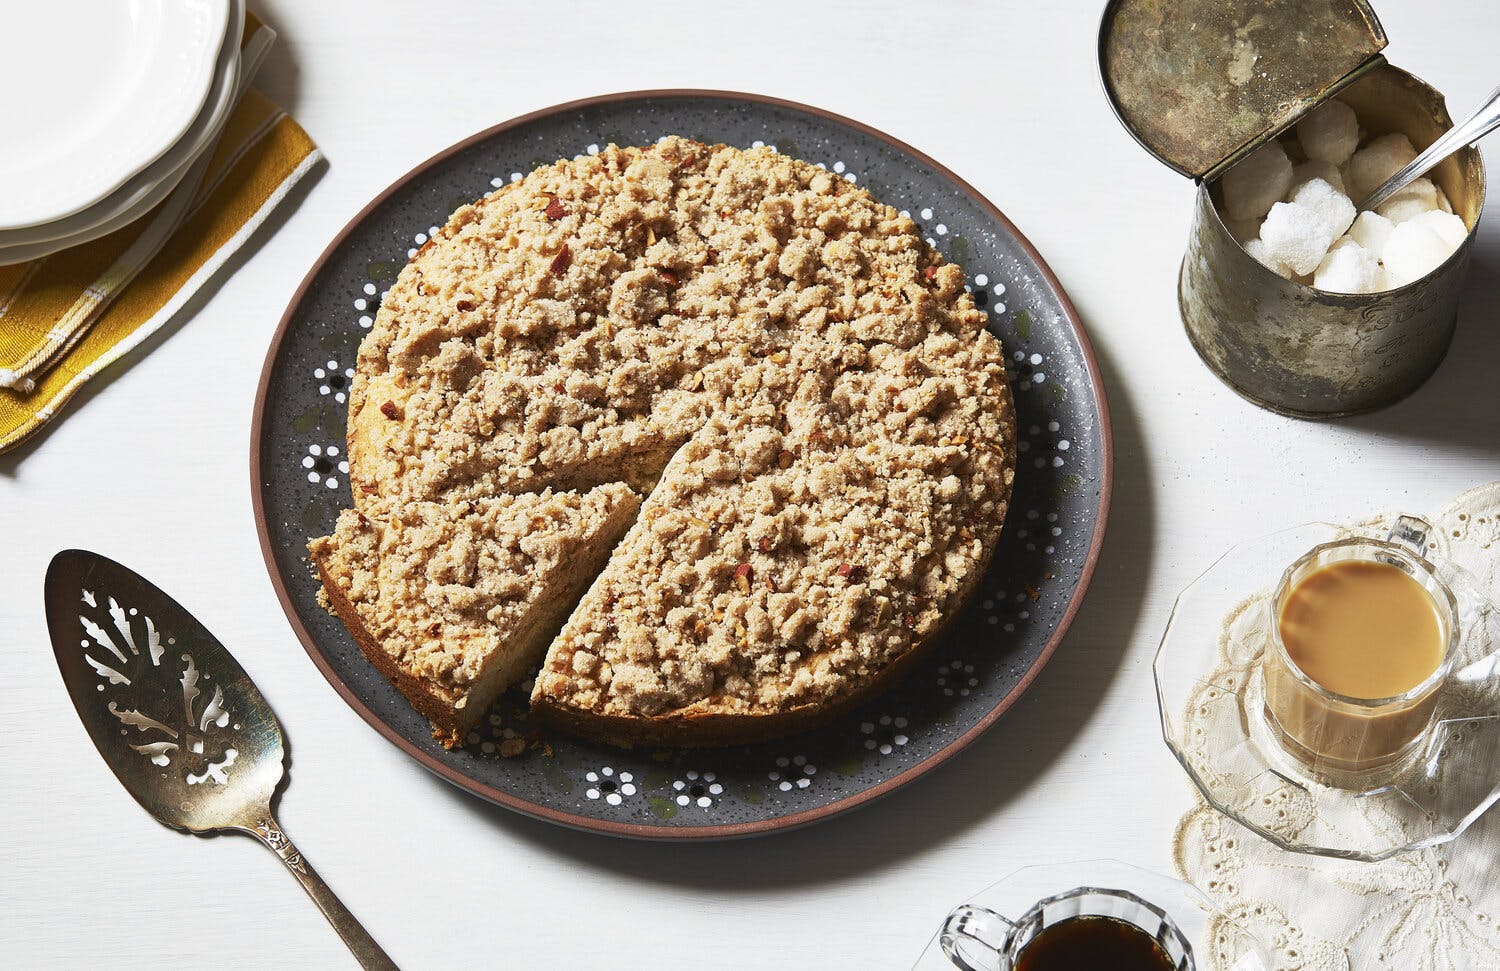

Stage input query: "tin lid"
[{"left": 1099, "top": 0, "right": 1388, "bottom": 181}]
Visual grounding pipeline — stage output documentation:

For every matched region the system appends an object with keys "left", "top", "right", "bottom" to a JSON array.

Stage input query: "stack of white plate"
[{"left": 0, "top": 0, "right": 246, "bottom": 265}]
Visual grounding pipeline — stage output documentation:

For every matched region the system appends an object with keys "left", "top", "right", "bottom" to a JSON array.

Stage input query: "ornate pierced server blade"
[{"left": 46, "top": 550, "right": 398, "bottom": 970}]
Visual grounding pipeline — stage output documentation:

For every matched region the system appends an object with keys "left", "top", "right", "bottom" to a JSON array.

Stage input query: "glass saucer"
[
  {"left": 910, "top": 860, "right": 1274, "bottom": 971},
  {"left": 1156, "top": 522, "right": 1500, "bottom": 862}
]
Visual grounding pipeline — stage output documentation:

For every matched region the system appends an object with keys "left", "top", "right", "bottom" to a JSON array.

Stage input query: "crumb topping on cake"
[
  {"left": 319, "top": 136, "right": 1016, "bottom": 741},
  {"left": 349, "top": 136, "right": 1001, "bottom": 511}
]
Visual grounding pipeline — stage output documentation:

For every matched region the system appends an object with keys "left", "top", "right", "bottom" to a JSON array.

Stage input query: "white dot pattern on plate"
[
  {"left": 769, "top": 755, "right": 817, "bottom": 792},
  {"left": 313, "top": 360, "right": 355, "bottom": 404},
  {"left": 584, "top": 766, "right": 638, "bottom": 806},
  {"left": 672, "top": 770, "right": 725, "bottom": 809},
  {"left": 860, "top": 716, "right": 911, "bottom": 756},
  {"left": 301, "top": 442, "right": 348, "bottom": 489},
  {"left": 937, "top": 661, "right": 978, "bottom": 697}
]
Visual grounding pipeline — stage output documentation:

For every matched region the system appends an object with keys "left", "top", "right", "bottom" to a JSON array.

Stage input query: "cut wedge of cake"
[{"left": 309, "top": 484, "right": 640, "bottom": 746}]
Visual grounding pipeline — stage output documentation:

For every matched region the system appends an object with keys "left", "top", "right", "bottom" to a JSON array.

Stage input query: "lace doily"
[{"left": 1174, "top": 482, "right": 1500, "bottom": 970}]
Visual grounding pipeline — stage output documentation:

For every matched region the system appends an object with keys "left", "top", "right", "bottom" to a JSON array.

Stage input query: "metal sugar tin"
[{"left": 1101, "top": 0, "right": 1487, "bottom": 418}]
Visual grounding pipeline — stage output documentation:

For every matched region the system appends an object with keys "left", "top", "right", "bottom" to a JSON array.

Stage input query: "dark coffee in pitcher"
[{"left": 1014, "top": 915, "right": 1177, "bottom": 971}]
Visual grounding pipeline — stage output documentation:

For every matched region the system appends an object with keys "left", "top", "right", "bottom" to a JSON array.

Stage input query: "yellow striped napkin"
[{"left": 0, "top": 12, "right": 321, "bottom": 456}]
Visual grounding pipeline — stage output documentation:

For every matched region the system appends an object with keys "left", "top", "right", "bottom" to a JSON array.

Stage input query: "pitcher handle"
[
  {"left": 1387, "top": 515, "right": 1433, "bottom": 558},
  {"left": 940, "top": 904, "right": 1015, "bottom": 971}
]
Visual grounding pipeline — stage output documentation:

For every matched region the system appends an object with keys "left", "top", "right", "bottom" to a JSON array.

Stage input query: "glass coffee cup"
[
  {"left": 1261, "top": 516, "right": 1458, "bottom": 781},
  {"left": 940, "top": 886, "right": 1192, "bottom": 971}
]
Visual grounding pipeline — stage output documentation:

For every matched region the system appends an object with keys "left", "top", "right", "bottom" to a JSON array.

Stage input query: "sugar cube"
[
  {"left": 1222, "top": 141, "right": 1293, "bottom": 221},
  {"left": 1244, "top": 238, "right": 1295, "bottom": 280},
  {"left": 1344, "top": 132, "right": 1417, "bottom": 201},
  {"left": 1383, "top": 219, "right": 1455, "bottom": 287},
  {"left": 1288, "top": 160, "right": 1345, "bottom": 197},
  {"left": 1436, "top": 186, "right": 1454, "bottom": 214},
  {"left": 1408, "top": 210, "right": 1468, "bottom": 250},
  {"left": 1288, "top": 178, "right": 1356, "bottom": 238},
  {"left": 1374, "top": 177, "right": 1440, "bottom": 224},
  {"left": 1348, "top": 211, "right": 1395, "bottom": 260},
  {"left": 1260, "top": 200, "right": 1343, "bottom": 277},
  {"left": 1312, "top": 238, "right": 1381, "bottom": 293},
  {"left": 1297, "top": 100, "right": 1360, "bottom": 165},
  {"left": 1242, "top": 238, "right": 1302, "bottom": 280}
]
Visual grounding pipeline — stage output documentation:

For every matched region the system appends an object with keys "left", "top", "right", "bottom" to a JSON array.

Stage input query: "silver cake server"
[{"left": 46, "top": 550, "right": 398, "bottom": 970}]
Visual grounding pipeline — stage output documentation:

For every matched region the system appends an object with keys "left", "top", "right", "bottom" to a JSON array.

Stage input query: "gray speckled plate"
[{"left": 251, "top": 91, "right": 1112, "bottom": 839}]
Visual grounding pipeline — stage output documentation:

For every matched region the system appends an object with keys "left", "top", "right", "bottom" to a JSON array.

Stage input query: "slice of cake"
[{"left": 310, "top": 484, "right": 640, "bottom": 746}]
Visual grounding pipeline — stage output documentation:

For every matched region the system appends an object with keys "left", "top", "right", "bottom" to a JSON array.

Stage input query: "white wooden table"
[{"left": 4, "top": 1, "right": 1497, "bottom": 966}]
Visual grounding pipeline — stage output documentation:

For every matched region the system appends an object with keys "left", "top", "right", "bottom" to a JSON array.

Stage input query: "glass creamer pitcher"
[
  {"left": 940, "top": 885, "right": 1192, "bottom": 971},
  {"left": 914, "top": 862, "right": 1272, "bottom": 971}
]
